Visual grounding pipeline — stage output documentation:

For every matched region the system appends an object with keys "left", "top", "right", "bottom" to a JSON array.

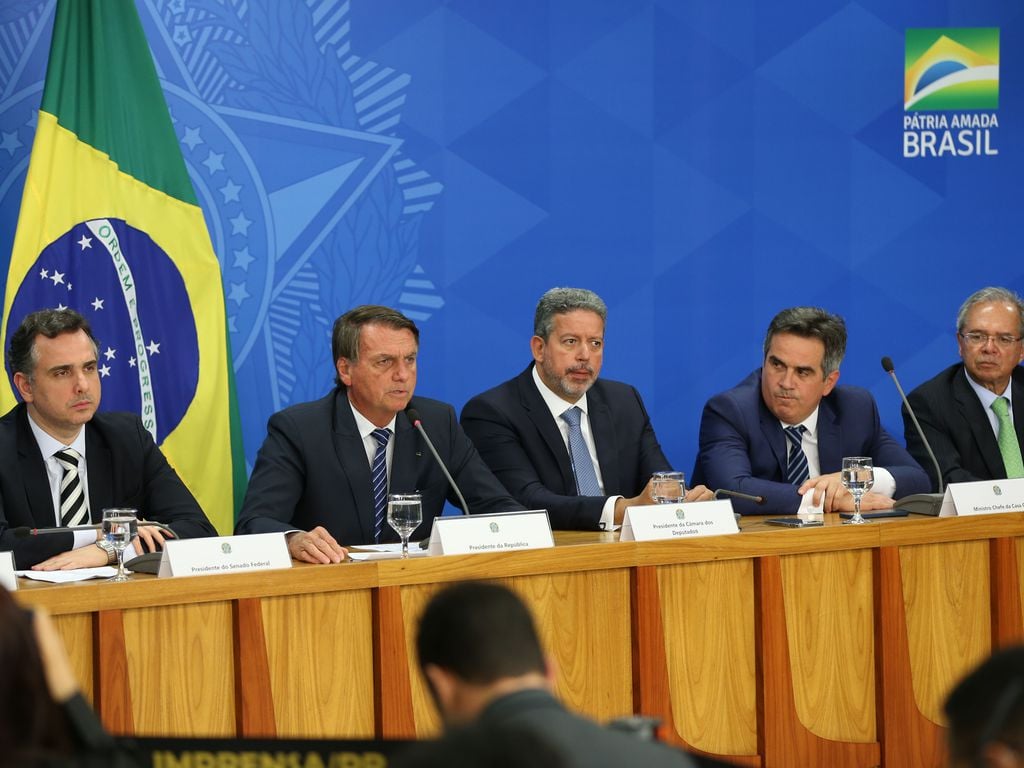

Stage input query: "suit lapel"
[
  {"left": 332, "top": 392, "right": 375, "bottom": 543},
  {"left": 516, "top": 368, "right": 577, "bottom": 493},
  {"left": 955, "top": 369, "right": 1006, "bottom": 477},
  {"left": 816, "top": 398, "right": 842, "bottom": 475},
  {"left": 84, "top": 423, "right": 113, "bottom": 523},
  {"left": 587, "top": 386, "right": 620, "bottom": 493},
  {"left": 15, "top": 408, "right": 58, "bottom": 527},
  {"left": 758, "top": 398, "right": 788, "bottom": 480},
  {"left": 1011, "top": 368, "right": 1024, "bottom": 450}
]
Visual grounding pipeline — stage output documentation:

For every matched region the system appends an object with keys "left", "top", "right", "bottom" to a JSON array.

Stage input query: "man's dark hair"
[
  {"left": 762, "top": 306, "right": 847, "bottom": 378},
  {"left": 945, "top": 646, "right": 1024, "bottom": 764},
  {"left": 7, "top": 308, "right": 99, "bottom": 379},
  {"left": 331, "top": 305, "right": 419, "bottom": 386},
  {"left": 416, "top": 581, "right": 546, "bottom": 684},
  {"left": 533, "top": 287, "right": 607, "bottom": 341}
]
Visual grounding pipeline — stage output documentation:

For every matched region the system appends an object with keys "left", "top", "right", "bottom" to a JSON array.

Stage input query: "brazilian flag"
[{"left": 1, "top": 0, "right": 244, "bottom": 533}]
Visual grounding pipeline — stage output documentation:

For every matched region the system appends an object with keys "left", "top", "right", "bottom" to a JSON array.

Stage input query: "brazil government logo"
[{"left": 903, "top": 28, "right": 999, "bottom": 158}]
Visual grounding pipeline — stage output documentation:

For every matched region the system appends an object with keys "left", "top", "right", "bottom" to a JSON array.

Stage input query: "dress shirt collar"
[
  {"left": 531, "top": 363, "right": 590, "bottom": 422},
  {"left": 348, "top": 398, "right": 397, "bottom": 439},
  {"left": 964, "top": 366, "right": 1012, "bottom": 409},
  {"left": 778, "top": 405, "right": 820, "bottom": 437},
  {"left": 26, "top": 410, "right": 87, "bottom": 459}
]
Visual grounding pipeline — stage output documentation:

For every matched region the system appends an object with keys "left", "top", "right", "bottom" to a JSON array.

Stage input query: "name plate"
[
  {"left": 157, "top": 533, "right": 291, "bottom": 577},
  {"left": 427, "top": 510, "right": 553, "bottom": 556},
  {"left": 940, "top": 478, "right": 1024, "bottom": 517},
  {"left": 0, "top": 551, "right": 16, "bottom": 591},
  {"left": 621, "top": 500, "right": 739, "bottom": 541}
]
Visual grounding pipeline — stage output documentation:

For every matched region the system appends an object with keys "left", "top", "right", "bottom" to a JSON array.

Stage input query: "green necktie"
[{"left": 991, "top": 397, "right": 1024, "bottom": 478}]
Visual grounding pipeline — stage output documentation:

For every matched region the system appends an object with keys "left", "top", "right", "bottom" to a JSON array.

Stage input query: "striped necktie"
[
  {"left": 370, "top": 428, "right": 391, "bottom": 542},
  {"left": 55, "top": 448, "right": 89, "bottom": 527},
  {"left": 561, "top": 406, "right": 603, "bottom": 496},
  {"left": 784, "top": 425, "right": 809, "bottom": 485}
]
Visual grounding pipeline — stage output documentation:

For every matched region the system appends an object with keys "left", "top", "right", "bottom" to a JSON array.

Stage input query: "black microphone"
[
  {"left": 881, "top": 356, "right": 945, "bottom": 515},
  {"left": 405, "top": 407, "right": 471, "bottom": 516},
  {"left": 12, "top": 521, "right": 178, "bottom": 538},
  {"left": 713, "top": 488, "right": 766, "bottom": 505}
]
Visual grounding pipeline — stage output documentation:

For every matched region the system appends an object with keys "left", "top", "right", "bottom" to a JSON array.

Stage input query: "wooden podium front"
[{"left": 14, "top": 512, "right": 1024, "bottom": 768}]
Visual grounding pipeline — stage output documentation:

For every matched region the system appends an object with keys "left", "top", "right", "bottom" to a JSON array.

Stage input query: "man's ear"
[
  {"left": 13, "top": 371, "right": 33, "bottom": 403},
  {"left": 530, "top": 335, "right": 545, "bottom": 364},
  {"left": 423, "top": 664, "right": 457, "bottom": 715},
  {"left": 336, "top": 357, "right": 352, "bottom": 387},
  {"left": 822, "top": 369, "right": 840, "bottom": 397}
]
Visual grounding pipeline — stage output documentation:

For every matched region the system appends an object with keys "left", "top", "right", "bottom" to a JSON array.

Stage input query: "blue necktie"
[
  {"left": 561, "top": 406, "right": 603, "bottom": 496},
  {"left": 784, "top": 425, "right": 809, "bottom": 485},
  {"left": 371, "top": 428, "right": 391, "bottom": 542}
]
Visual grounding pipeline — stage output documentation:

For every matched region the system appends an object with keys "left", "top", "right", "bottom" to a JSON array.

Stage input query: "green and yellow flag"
[{"left": 1, "top": 0, "right": 244, "bottom": 533}]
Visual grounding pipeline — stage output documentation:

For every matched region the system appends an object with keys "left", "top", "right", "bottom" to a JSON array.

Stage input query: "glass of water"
[
  {"left": 388, "top": 493, "right": 423, "bottom": 558},
  {"left": 841, "top": 457, "right": 874, "bottom": 525},
  {"left": 651, "top": 471, "right": 687, "bottom": 504},
  {"left": 102, "top": 508, "right": 138, "bottom": 582}
]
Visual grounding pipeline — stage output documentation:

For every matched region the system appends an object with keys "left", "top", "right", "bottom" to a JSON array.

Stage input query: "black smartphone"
[{"left": 764, "top": 518, "right": 824, "bottom": 528}]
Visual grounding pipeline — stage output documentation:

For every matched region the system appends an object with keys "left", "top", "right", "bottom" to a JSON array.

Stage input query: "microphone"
[
  {"left": 12, "top": 521, "right": 178, "bottom": 538},
  {"left": 881, "top": 356, "right": 945, "bottom": 515},
  {"left": 405, "top": 407, "right": 471, "bottom": 516},
  {"left": 713, "top": 488, "right": 766, "bottom": 505}
]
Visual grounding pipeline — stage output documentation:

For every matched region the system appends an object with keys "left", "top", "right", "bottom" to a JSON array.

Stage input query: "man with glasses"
[{"left": 904, "top": 287, "right": 1024, "bottom": 490}]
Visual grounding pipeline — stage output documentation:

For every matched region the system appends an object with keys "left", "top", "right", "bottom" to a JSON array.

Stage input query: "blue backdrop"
[{"left": 1, "top": 0, "right": 1022, "bottom": 486}]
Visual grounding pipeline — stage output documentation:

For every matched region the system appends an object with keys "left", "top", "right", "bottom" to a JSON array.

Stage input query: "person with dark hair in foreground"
[
  {"left": 401, "top": 581, "right": 700, "bottom": 768},
  {"left": 946, "top": 646, "right": 1024, "bottom": 768}
]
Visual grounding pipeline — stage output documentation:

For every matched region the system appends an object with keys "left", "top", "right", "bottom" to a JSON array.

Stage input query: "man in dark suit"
[
  {"left": 0, "top": 309, "right": 214, "bottom": 570},
  {"left": 694, "top": 307, "right": 930, "bottom": 515},
  {"left": 461, "top": 287, "right": 710, "bottom": 531},
  {"left": 905, "top": 287, "right": 1024, "bottom": 491},
  {"left": 236, "top": 305, "right": 521, "bottom": 563},
  {"left": 405, "top": 581, "right": 700, "bottom": 768}
]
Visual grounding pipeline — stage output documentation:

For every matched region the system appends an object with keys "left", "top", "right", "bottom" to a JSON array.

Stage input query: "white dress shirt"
[{"left": 349, "top": 399, "right": 398, "bottom": 477}]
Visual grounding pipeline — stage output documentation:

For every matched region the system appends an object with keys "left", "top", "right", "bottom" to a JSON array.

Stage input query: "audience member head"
[
  {"left": 0, "top": 590, "right": 72, "bottom": 762},
  {"left": 7, "top": 308, "right": 101, "bottom": 443},
  {"left": 955, "top": 287, "right": 1024, "bottom": 395},
  {"left": 331, "top": 305, "right": 420, "bottom": 427},
  {"left": 416, "top": 581, "right": 551, "bottom": 727},
  {"left": 760, "top": 306, "right": 846, "bottom": 425},
  {"left": 531, "top": 287, "right": 607, "bottom": 404},
  {"left": 946, "top": 646, "right": 1024, "bottom": 768}
]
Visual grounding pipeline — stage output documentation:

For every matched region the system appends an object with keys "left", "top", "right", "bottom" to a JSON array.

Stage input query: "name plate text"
[
  {"left": 621, "top": 500, "right": 739, "bottom": 541},
  {"left": 158, "top": 533, "right": 291, "bottom": 577}
]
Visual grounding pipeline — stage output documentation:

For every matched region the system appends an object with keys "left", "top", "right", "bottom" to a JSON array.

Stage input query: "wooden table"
[{"left": 14, "top": 512, "right": 1024, "bottom": 767}]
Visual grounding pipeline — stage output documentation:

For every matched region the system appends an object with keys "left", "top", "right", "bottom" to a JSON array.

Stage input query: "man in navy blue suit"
[
  {"left": 462, "top": 287, "right": 710, "bottom": 530},
  {"left": 694, "top": 307, "right": 929, "bottom": 516}
]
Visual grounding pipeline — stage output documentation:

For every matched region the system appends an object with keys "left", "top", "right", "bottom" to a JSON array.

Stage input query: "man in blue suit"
[{"left": 694, "top": 307, "right": 930, "bottom": 516}]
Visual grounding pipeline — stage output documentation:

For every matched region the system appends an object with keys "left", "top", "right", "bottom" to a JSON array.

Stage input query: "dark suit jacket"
[
  {"left": 460, "top": 365, "right": 671, "bottom": 530},
  {"left": 0, "top": 404, "right": 215, "bottom": 569},
  {"left": 904, "top": 363, "right": 1024, "bottom": 490},
  {"left": 693, "top": 369, "right": 931, "bottom": 515},
  {"left": 235, "top": 389, "right": 522, "bottom": 544}
]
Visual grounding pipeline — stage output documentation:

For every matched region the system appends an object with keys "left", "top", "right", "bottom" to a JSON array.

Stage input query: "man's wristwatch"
[{"left": 94, "top": 539, "right": 117, "bottom": 565}]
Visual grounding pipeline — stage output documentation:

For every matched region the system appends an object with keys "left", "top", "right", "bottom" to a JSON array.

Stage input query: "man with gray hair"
[
  {"left": 694, "top": 307, "right": 929, "bottom": 515},
  {"left": 904, "top": 286, "right": 1024, "bottom": 489},
  {"left": 461, "top": 287, "right": 710, "bottom": 531}
]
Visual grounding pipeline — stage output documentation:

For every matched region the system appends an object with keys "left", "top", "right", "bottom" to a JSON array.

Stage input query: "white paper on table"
[
  {"left": 347, "top": 543, "right": 429, "bottom": 561},
  {"left": 797, "top": 490, "right": 825, "bottom": 519},
  {"left": 15, "top": 567, "right": 118, "bottom": 583}
]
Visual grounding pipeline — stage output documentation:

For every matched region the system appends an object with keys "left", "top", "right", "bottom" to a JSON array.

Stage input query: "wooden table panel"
[
  {"left": 399, "top": 582, "right": 446, "bottom": 737},
  {"left": 52, "top": 612, "right": 94, "bottom": 704},
  {"left": 260, "top": 590, "right": 375, "bottom": 738},
  {"left": 658, "top": 559, "right": 758, "bottom": 756},
  {"left": 900, "top": 541, "right": 991, "bottom": 724},
  {"left": 781, "top": 550, "right": 875, "bottom": 742},
  {"left": 121, "top": 602, "right": 235, "bottom": 736}
]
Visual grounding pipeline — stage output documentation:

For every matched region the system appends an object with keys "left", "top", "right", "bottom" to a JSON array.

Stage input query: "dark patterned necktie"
[
  {"left": 55, "top": 448, "right": 89, "bottom": 526},
  {"left": 784, "top": 425, "right": 809, "bottom": 485},
  {"left": 371, "top": 428, "right": 391, "bottom": 542}
]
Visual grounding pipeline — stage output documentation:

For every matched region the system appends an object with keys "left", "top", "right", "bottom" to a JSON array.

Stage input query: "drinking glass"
[
  {"left": 651, "top": 471, "right": 687, "bottom": 504},
  {"left": 388, "top": 493, "right": 423, "bottom": 558},
  {"left": 102, "top": 508, "right": 138, "bottom": 582},
  {"left": 841, "top": 457, "right": 874, "bottom": 525}
]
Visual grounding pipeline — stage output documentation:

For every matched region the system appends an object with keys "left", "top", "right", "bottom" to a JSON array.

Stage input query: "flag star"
[
  {"left": 168, "top": 0, "right": 186, "bottom": 13},
  {"left": 0, "top": 131, "right": 22, "bottom": 156},
  {"left": 202, "top": 150, "right": 224, "bottom": 174},
  {"left": 77, "top": 235, "right": 92, "bottom": 249},
  {"left": 147, "top": 340, "right": 161, "bottom": 355},
  {"left": 39, "top": 268, "right": 49, "bottom": 279},
  {"left": 91, "top": 297, "right": 104, "bottom": 311},
  {"left": 220, "top": 179, "right": 241, "bottom": 203},
  {"left": 104, "top": 347, "right": 116, "bottom": 361},
  {"left": 181, "top": 126, "right": 203, "bottom": 151},
  {"left": 99, "top": 364, "right": 111, "bottom": 378},
  {"left": 66, "top": 283, "right": 72, "bottom": 291},
  {"left": 129, "top": 357, "right": 137, "bottom": 368},
  {"left": 233, "top": 247, "right": 254, "bottom": 271},
  {"left": 228, "top": 315, "right": 238, "bottom": 333},
  {"left": 228, "top": 282, "right": 250, "bottom": 306},
  {"left": 172, "top": 24, "right": 192, "bottom": 46},
  {"left": 56, "top": 303, "right": 67, "bottom": 311},
  {"left": 49, "top": 270, "right": 65, "bottom": 285},
  {"left": 230, "top": 212, "right": 252, "bottom": 235}
]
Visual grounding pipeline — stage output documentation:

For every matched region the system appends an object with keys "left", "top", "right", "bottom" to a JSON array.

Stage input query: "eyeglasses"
[{"left": 959, "top": 332, "right": 1023, "bottom": 349}]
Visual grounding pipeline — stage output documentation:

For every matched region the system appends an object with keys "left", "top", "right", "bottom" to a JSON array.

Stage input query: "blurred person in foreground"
[{"left": 946, "top": 645, "right": 1024, "bottom": 768}]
